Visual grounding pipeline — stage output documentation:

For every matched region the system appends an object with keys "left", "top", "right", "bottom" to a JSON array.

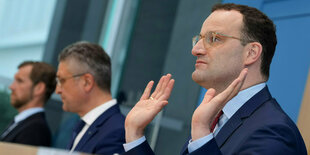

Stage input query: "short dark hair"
[
  {"left": 19, "top": 61, "right": 57, "bottom": 102},
  {"left": 58, "top": 41, "right": 111, "bottom": 92},
  {"left": 212, "top": 3, "right": 277, "bottom": 79}
]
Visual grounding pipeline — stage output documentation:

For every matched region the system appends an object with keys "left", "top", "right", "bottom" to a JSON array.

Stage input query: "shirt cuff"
[
  {"left": 123, "top": 136, "right": 146, "bottom": 152},
  {"left": 188, "top": 133, "right": 214, "bottom": 153}
]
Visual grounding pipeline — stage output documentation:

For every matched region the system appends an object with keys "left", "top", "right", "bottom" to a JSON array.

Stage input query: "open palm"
[
  {"left": 125, "top": 74, "right": 175, "bottom": 142},
  {"left": 191, "top": 69, "right": 248, "bottom": 140}
]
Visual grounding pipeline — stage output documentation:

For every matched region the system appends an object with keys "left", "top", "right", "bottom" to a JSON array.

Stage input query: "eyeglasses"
[
  {"left": 56, "top": 73, "right": 87, "bottom": 86},
  {"left": 192, "top": 32, "right": 245, "bottom": 48}
]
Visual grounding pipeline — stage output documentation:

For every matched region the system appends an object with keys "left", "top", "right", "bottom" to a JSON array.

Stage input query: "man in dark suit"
[
  {"left": 0, "top": 61, "right": 56, "bottom": 146},
  {"left": 123, "top": 3, "right": 307, "bottom": 154},
  {"left": 55, "top": 41, "right": 125, "bottom": 155}
]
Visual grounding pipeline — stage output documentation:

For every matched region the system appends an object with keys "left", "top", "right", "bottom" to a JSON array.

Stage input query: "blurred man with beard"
[{"left": 0, "top": 61, "right": 56, "bottom": 146}]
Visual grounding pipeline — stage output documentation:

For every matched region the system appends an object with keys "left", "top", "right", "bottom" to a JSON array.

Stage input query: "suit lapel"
[
  {"left": 215, "top": 86, "right": 272, "bottom": 147},
  {"left": 74, "top": 105, "right": 120, "bottom": 150},
  {"left": 180, "top": 136, "right": 191, "bottom": 154},
  {"left": 215, "top": 115, "right": 242, "bottom": 147},
  {"left": 0, "top": 112, "right": 45, "bottom": 141},
  {"left": 75, "top": 126, "right": 99, "bottom": 150},
  {"left": 0, "top": 121, "right": 18, "bottom": 140}
]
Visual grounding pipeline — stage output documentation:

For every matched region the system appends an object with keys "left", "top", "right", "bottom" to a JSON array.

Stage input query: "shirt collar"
[
  {"left": 222, "top": 83, "right": 266, "bottom": 119},
  {"left": 14, "top": 107, "right": 44, "bottom": 123},
  {"left": 82, "top": 99, "right": 117, "bottom": 126}
]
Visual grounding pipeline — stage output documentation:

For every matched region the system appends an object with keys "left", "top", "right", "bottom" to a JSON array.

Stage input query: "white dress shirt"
[
  {"left": 70, "top": 99, "right": 117, "bottom": 152},
  {"left": 14, "top": 107, "right": 44, "bottom": 123}
]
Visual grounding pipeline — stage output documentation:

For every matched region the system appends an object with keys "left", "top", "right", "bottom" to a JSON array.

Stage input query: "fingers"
[
  {"left": 237, "top": 68, "right": 248, "bottom": 90},
  {"left": 140, "top": 81, "right": 154, "bottom": 100},
  {"left": 151, "top": 75, "right": 166, "bottom": 98},
  {"left": 229, "top": 68, "right": 248, "bottom": 100},
  {"left": 157, "top": 101, "right": 169, "bottom": 110},
  {"left": 158, "top": 79, "right": 175, "bottom": 101},
  {"left": 155, "top": 74, "right": 171, "bottom": 98},
  {"left": 201, "top": 88, "right": 216, "bottom": 104},
  {"left": 211, "top": 68, "right": 248, "bottom": 108},
  {"left": 141, "top": 74, "right": 175, "bottom": 102},
  {"left": 225, "top": 68, "right": 248, "bottom": 102},
  {"left": 153, "top": 74, "right": 172, "bottom": 99}
]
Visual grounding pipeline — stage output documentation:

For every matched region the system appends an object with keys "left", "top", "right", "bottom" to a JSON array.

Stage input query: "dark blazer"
[
  {"left": 0, "top": 112, "right": 51, "bottom": 146},
  {"left": 182, "top": 86, "right": 307, "bottom": 155},
  {"left": 72, "top": 104, "right": 126, "bottom": 155},
  {"left": 125, "top": 86, "right": 307, "bottom": 155}
]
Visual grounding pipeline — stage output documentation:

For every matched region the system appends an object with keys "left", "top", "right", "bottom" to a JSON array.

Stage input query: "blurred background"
[{"left": 0, "top": 0, "right": 309, "bottom": 154}]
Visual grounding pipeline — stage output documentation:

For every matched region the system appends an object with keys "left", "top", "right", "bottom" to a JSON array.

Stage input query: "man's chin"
[
  {"left": 62, "top": 104, "right": 70, "bottom": 112},
  {"left": 11, "top": 101, "right": 25, "bottom": 109},
  {"left": 192, "top": 71, "right": 204, "bottom": 83}
]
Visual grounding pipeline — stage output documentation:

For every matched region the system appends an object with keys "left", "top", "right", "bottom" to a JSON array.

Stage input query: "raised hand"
[
  {"left": 191, "top": 68, "right": 248, "bottom": 140},
  {"left": 125, "top": 74, "right": 175, "bottom": 143}
]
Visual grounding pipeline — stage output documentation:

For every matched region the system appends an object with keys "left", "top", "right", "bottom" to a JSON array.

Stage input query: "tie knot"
[
  {"left": 73, "top": 119, "right": 85, "bottom": 134},
  {"left": 67, "top": 119, "right": 86, "bottom": 149},
  {"left": 210, "top": 110, "right": 223, "bottom": 132}
]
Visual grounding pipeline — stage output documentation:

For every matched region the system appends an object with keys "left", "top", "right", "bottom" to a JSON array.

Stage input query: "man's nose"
[
  {"left": 192, "top": 39, "right": 207, "bottom": 56},
  {"left": 55, "top": 84, "right": 62, "bottom": 94},
  {"left": 9, "top": 81, "right": 16, "bottom": 91}
]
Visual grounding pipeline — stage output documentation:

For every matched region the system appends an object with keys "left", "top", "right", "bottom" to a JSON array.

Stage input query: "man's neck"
[
  {"left": 208, "top": 74, "right": 266, "bottom": 96},
  {"left": 78, "top": 90, "right": 112, "bottom": 117},
  {"left": 17, "top": 100, "right": 44, "bottom": 113},
  {"left": 239, "top": 73, "right": 266, "bottom": 92}
]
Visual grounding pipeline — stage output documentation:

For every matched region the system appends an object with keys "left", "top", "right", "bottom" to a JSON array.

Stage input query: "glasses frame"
[
  {"left": 56, "top": 73, "right": 87, "bottom": 86},
  {"left": 192, "top": 32, "right": 246, "bottom": 48}
]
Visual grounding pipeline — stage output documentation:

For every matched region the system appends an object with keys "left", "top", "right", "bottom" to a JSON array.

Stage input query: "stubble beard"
[
  {"left": 192, "top": 69, "right": 224, "bottom": 91},
  {"left": 10, "top": 92, "right": 33, "bottom": 110},
  {"left": 192, "top": 69, "right": 212, "bottom": 87}
]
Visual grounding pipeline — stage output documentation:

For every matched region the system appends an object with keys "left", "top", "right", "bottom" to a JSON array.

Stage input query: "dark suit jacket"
[
  {"left": 72, "top": 104, "right": 126, "bottom": 155},
  {"left": 125, "top": 86, "right": 307, "bottom": 155},
  {"left": 0, "top": 112, "right": 51, "bottom": 146}
]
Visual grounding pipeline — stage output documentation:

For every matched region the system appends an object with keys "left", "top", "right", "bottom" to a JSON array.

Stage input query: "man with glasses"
[
  {"left": 123, "top": 3, "right": 307, "bottom": 154},
  {"left": 55, "top": 41, "right": 125, "bottom": 154},
  {"left": 0, "top": 61, "right": 56, "bottom": 147}
]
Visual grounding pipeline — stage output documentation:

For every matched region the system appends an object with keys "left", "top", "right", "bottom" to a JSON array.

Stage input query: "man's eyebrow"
[
  {"left": 16, "top": 76, "right": 23, "bottom": 81},
  {"left": 201, "top": 31, "right": 217, "bottom": 35}
]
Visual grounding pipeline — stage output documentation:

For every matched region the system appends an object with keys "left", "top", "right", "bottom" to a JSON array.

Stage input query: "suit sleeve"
[
  {"left": 123, "top": 140, "right": 155, "bottom": 155},
  {"left": 188, "top": 138, "right": 221, "bottom": 155},
  {"left": 237, "top": 124, "right": 307, "bottom": 155},
  {"left": 14, "top": 121, "right": 51, "bottom": 146},
  {"left": 94, "top": 127, "right": 126, "bottom": 155}
]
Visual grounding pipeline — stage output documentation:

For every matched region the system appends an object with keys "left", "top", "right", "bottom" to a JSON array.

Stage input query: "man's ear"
[
  {"left": 33, "top": 82, "right": 46, "bottom": 97},
  {"left": 244, "top": 42, "right": 262, "bottom": 66},
  {"left": 82, "top": 73, "right": 95, "bottom": 92}
]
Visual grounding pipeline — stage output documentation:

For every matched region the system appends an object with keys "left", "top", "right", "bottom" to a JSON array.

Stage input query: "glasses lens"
[
  {"left": 56, "top": 78, "right": 61, "bottom": 86},
  {"left": 205, "top": 32, "right": 214, "bottom": 44},
  {"left": 211, "top": 32, "right": 216, "bottom": 43},
  {"left": 205, "top": 32, "right": 220, "bottom": 48},
  {"left": 192, "top": 36, "right": 199, "bottom": 47}
]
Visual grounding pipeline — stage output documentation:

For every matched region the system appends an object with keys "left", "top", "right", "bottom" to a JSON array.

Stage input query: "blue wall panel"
[{"left": 263, "top": 0, "right": 310, "bottom": 121}]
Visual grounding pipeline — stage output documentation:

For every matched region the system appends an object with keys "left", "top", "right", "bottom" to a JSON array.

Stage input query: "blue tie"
[{"left": 67, "top": 119, "right": 85, "bottom": 150}]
